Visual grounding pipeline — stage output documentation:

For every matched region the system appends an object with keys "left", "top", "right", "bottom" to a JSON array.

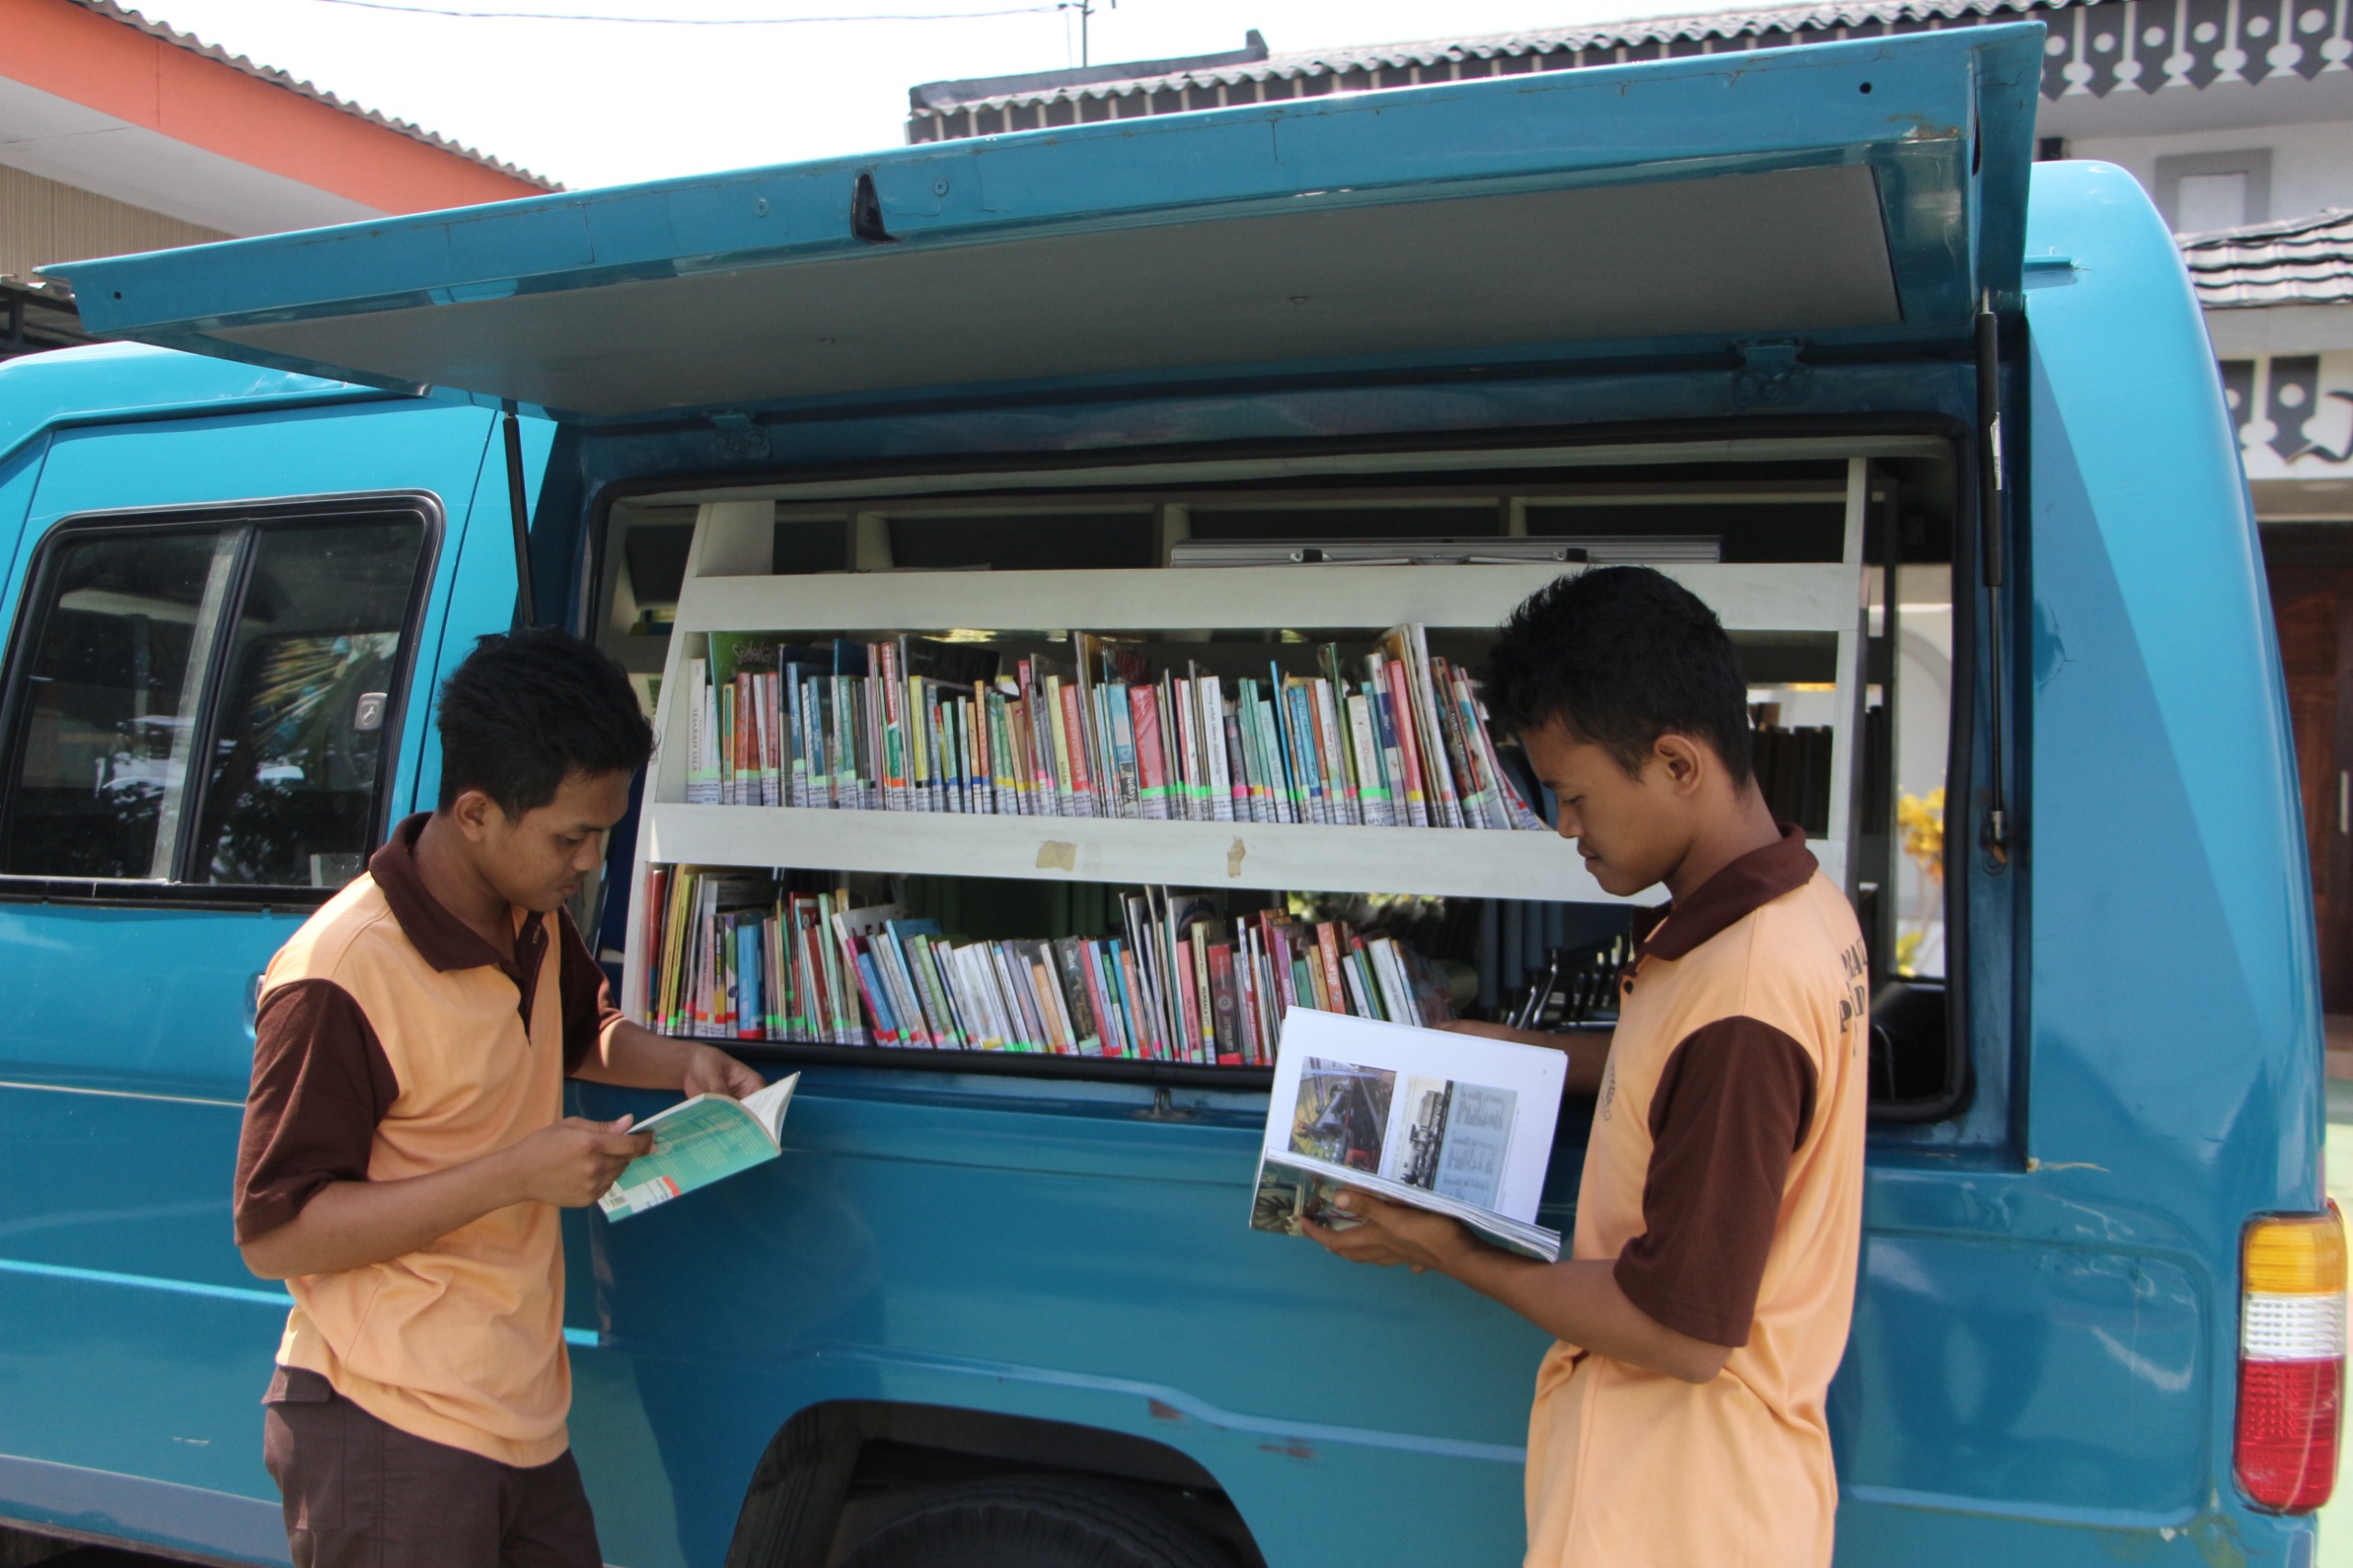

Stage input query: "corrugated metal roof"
[
  {"left": 908, "top": 0, "right": 2348, "bottom": 139},
  {"left": 77, "top": 1, "right": 560, "bottom": 191},
  {"left": 911, "top": 31, "right": 1270, "bottom": 113},
  {"left": 2181, "top": 210, "right": 2353, "bottom": 309},
  {"left": 910, "top": 0, "right": 2075, "bottom": 125}
]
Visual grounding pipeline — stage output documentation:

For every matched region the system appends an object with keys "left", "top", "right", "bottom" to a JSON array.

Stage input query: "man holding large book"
[
  {"left": 231, "top": 630, "right": 762, "bottom": 1568},
  {"left": 1307, "top": 567, "right": 1870, "bottom": 1568}
]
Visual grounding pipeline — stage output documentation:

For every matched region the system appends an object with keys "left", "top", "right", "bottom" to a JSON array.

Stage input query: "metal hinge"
[
  {"left": 1733, "top": 342, "right": 1813, "bottom": 408},
  {"left": 710, "top": 412, "right": 771, "bottom": 459},
  {"left": 851, "top": 171, "right": 898, "bottom": 245}
]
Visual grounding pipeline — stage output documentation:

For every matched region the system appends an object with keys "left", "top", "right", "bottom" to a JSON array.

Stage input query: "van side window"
[
  {"left": 188, "top": 519, "right": 426, "bottom": 887},
  {"left": 0, "top": 528, "right": 239, "bottom": 880},
  {"left": 0, "top": 501, "right": 433, "bottom": 894},
  {"left": 1889, "top": 570, "right": 1951, "bottom": 982}
]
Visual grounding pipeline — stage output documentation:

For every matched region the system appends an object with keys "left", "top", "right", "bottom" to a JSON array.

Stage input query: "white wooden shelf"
[
  {"left": 674, "top": 562, "right": 1853, "bottom": 637},
  {"left": 643, "top": 802, "right": 1847, "bottom": 905},
  {"left": 624, "top": 461, "right": 1875, "bottom": 1026}
]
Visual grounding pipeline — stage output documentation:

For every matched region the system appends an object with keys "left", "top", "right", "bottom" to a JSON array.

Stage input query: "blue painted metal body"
[{"left": 0, "top": 23, "right": 2324, "bottom": 1568}]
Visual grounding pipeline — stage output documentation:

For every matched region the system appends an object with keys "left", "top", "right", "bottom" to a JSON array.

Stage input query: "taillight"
[{"left": 2237, "top": 1207, "right": 2346, "bottom": 1511}]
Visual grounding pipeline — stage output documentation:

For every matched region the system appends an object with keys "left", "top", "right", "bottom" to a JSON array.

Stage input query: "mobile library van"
[{"left": 0, "top": 21, "right": 2333, "bottom": 1567}]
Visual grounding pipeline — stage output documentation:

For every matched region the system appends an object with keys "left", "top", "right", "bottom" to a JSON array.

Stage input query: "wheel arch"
[{"left": 722, "top": 1400, "right": 1266, "bottom": 1568}]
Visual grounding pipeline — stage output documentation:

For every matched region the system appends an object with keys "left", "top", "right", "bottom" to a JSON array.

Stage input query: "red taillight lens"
[
  {"left": 2237, "top": 1358, "right": 2342, "bottom": 1510},
  {"left": 2237, "top": 1210, "right": 2347, "bottom": 1512}
]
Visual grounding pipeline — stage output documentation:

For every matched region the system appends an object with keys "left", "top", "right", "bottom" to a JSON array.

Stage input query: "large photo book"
[{"left": 1250, "top": 1009, "right": 1567, "bottom": 1261}]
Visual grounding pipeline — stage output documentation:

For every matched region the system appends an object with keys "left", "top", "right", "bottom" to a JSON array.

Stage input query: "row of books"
[
  {"left": 682, "top": 626, "right": 1545, "bottom": 832},
  {"left": 640, "top": 867, "right": 1455, "bottom": 1066}
]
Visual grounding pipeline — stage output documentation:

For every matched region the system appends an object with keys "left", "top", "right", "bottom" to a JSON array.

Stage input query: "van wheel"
[{"left": 836, "top": 1476, "right": 1230, "bottom": 1568}]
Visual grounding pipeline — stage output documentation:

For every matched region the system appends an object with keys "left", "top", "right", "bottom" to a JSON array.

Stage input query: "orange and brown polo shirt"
[
  {"left": 233, "top": 813, "right": 623, "bottom": 1468},
  {"left": 1526, "top": 824, "right": 1870, "bottom": 1568}
]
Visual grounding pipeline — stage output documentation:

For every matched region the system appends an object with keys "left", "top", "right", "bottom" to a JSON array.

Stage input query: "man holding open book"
[
  {"left": 231, "top": 629, "right": 763, "bottom": 1568},
  {"left": 1307, "top": 566, "right": 1870, "bottom": 1568}
]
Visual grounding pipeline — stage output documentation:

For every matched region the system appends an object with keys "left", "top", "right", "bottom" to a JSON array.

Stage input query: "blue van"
[{"left": 0, "top": 21, "right": 2336, "bottom": 1567}]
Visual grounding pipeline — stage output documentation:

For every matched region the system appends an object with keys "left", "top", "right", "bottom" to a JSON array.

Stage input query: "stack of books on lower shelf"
[
  {"left": 681, "top": 623, "right": 1545, "bottom": 831},
  {"left": 640, "top": 867, "right": 1457, "bottom": 1066}
]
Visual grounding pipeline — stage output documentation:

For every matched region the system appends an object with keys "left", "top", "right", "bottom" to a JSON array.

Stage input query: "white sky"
[{"left": 122, "top": 0, "right": 1700, "bottom": 191}]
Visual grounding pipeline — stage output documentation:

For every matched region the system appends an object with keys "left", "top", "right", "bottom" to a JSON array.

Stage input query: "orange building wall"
[{"left": 0, "top": 0, "right": 548, "bottom": 216}]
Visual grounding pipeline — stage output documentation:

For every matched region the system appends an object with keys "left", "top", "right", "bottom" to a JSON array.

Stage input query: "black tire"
[{"left": 837, "top": 1476, "right": 1231, "bottom": 1568}]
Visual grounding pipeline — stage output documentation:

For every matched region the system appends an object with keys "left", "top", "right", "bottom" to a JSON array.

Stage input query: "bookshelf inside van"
[{"left": 593, "top": 439, "right": 1954, "bottom": 1086}]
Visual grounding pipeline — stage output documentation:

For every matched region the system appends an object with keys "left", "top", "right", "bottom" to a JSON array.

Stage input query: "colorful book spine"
[
  {"left": 1057, "top": 682, "right": 1098, "bottom": 818},
  {"left": 1131, "top": 686, "right": 1170, "bottom": 819},
  {"left": 688, "top": 658, "right": 719, "bottom": 804},
  {"left": 683, "top": 624, "right": 1540, "bottom": 836},
  {"left": 1347, "top": 691, "right": 1392, "bottom": 828}
]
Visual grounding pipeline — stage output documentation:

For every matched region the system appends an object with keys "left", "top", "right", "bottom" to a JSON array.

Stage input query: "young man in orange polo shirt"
[
  {"left": 233, "top": 629, "right": 764, "bottom": 1568},
  {"left": 1309, "top": 565, "right": 1870, "bottom": 1567}
]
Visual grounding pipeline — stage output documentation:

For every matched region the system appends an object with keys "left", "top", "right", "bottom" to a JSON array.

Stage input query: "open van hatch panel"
[{"left": 48, "top": 27, "right": 2040, "bottom": 426}]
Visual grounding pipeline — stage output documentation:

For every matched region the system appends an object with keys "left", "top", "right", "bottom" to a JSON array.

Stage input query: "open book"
[
  {"left": 1251, "top": 1009, "right": 1567, "bottom": 1261},
  {"left": 597, "top": 1074, "right": 800, "bottom": 1221}
]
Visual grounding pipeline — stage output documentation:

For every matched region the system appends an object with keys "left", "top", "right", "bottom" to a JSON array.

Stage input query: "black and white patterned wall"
[
  {"left": 2222, "top": 353, "right": 2353, "bottom": 474},
  {"left": 2036, "top": 0, "right": 2353, "bottom": 97}
]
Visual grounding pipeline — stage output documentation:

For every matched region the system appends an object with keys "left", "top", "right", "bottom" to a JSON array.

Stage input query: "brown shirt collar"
[
  {"left": 1637, "top": 824, "right": 1819, "bottom": 962},
  {"left": 370, "top": 813, "right": 543, "bottom": 975}
]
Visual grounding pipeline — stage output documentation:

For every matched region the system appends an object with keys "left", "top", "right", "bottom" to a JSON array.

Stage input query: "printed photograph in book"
[
  {"left": 1290, "top": 1057, "right": 1395, "bottom": 1174},
  {"left": 1250, "top": 1161, "right": 1355, "bottom": 1238},
  {"left": 1395, "top": 1075, "right": 1517, "bottom": 1210},
  {"left": 1245, "top": 1153, "right": 1557, "bottom": 1261}
]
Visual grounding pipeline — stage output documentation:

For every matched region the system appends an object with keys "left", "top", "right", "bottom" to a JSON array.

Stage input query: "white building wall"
[{"left": 2067, "top": 117, "right": 2353, "bottom": 224}]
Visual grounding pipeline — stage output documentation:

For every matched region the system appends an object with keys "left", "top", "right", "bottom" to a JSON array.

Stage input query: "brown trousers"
[{"left": 261, "top": 1367, "right": 601, "bottom": 1568}]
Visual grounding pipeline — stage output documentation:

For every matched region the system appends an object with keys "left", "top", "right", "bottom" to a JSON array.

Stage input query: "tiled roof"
[
  {"left": 2180, "top": 210, "right": 2353, "bottom": 309},
  {"left": 908, "top": 0, "right": 2351, "bottom": 141},
  {"left": 911, "top": 32, "right": 1271, "bottom": 114},
  {"left": 76, "top": 1, "right": 560, "bottom": 191},
  {"left": 945, "top": 0, "right": 2051, "bottom": 109}
]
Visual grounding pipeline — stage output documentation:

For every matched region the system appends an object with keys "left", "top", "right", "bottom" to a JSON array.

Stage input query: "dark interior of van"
[{"left": 587, "top": 442, "right": 1962, "bottom": 1121}]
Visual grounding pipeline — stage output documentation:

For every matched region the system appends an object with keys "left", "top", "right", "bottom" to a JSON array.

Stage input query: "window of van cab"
[{"left": 0, "top": 499, "right": 434, "bottom": 895}]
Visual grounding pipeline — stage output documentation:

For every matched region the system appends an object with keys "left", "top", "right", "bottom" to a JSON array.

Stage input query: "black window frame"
[{"left": 0, "top": 492, "right": 444, "bottom": 911}]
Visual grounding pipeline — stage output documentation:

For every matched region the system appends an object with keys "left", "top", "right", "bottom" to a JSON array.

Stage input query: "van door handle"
[{"left": 2341, "top": 772, "right": 2349, "bottom": 836}]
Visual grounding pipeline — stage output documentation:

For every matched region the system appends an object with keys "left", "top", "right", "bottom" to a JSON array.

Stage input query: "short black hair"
[
  {"left": 436, "top": 628, "right": 654, "bottom": 815},
  {"left": 1484, "top": 565, "right": 1754, "bottom": 786}
]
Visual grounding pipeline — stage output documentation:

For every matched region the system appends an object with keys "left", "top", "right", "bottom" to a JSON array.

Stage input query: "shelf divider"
[
  {"left": 676, "top": 562, "right": 1854, "bottom": 636},
  {"left": 642, "top": 804, "right": 1846, "bottom": 905},
  {"left": 644, "top": 804, "right": 1606, "bottom": 902}
]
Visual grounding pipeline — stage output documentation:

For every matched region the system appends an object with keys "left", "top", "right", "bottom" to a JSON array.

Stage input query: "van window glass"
[
  {"left": 0, "top": 506, "right": 431, "bottom": 892},
  {"left": 1890, "top": 564, "right": 1952, "bottom": 979},
  {"left": 0, "top": 528, "right": 239, "bottom": 880},
  {"left": 188, "top": 518, "right": 427, "bottom": 888}
]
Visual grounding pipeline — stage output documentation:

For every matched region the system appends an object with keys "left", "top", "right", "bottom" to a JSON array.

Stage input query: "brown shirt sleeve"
[
  {"left": 1612, "top": 1016, "right": 1819, "bottom": 1348},
  {"left": 558, "top": 908, "right": 626, "bottom": 1076},
  {"left": 233, "top": 980, "right": 399, "bottom": 1244}
]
